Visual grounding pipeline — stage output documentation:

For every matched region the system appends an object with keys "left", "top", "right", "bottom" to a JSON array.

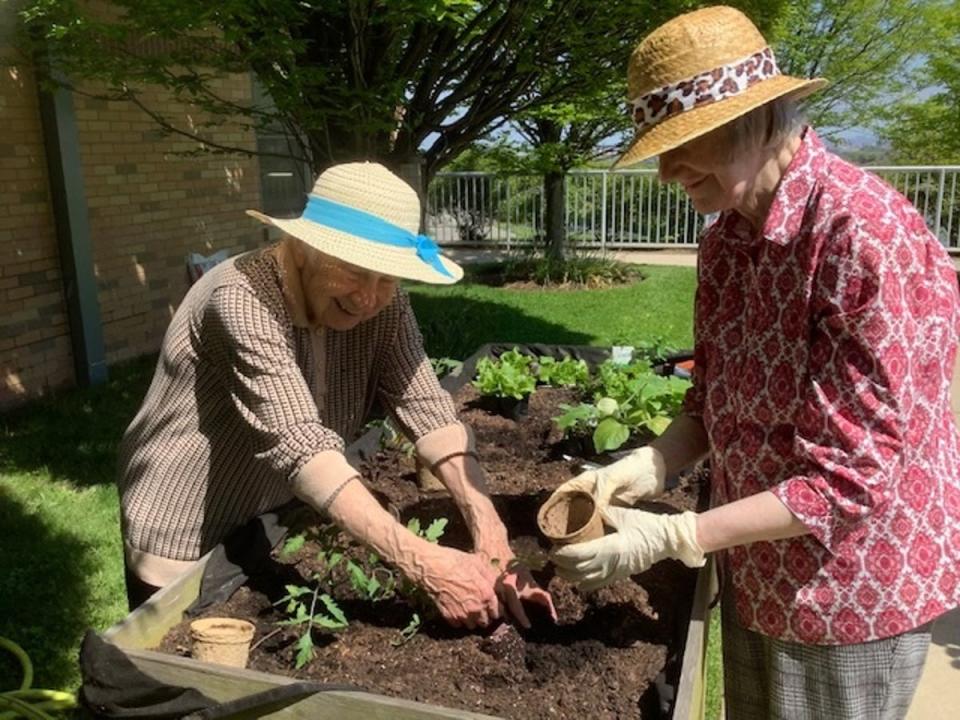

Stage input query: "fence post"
[
  {"left": 505, "top": 177, "right": 512, "bottom": 252},
  {"left": 935, "top": 168, "right": 946, "bottom": 244},
  {"left": 600, "top": 171, "right": 608, "bottom": 250}
]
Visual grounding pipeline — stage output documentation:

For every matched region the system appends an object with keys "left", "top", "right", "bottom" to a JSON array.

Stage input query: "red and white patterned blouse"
[{"left": 685, "top": 128, "right": 960, "bottom": 644}]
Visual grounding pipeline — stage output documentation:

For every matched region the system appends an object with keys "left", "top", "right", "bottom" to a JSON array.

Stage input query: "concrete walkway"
[
  {"left": 907, "top": 608, "right": 960, "bottom": 719},
  {"left": 444, "top": 244, "right": 960, "bottom": 718}
]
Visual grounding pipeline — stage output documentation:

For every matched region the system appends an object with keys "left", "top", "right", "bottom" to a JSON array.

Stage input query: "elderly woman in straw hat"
[
  {"left": 118, "top": 162, "right": 555, "bottom": 630},
  {"left": 549, "top": 5, "right": 960, "bottom": 718}
]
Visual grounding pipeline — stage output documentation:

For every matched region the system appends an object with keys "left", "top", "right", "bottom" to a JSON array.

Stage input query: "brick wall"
[
  {"left": 76, "top": 80, "right": 263, "bottom": 365},
  {"left": 0, "top": 10, "right": 74, "bottom": 408},
  {"left": 0, "top": 4, "right": 265, "bottom": 408}
]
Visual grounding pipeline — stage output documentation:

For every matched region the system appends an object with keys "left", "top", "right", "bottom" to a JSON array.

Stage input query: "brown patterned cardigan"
[{"left": 117, "top": 245, "right": 462, "bottom": 585}]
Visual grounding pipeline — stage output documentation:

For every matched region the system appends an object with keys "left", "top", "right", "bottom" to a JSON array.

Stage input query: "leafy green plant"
[
  {"left": 430, "top": 356, "right": 463, "bottom": 378},
  {"left": 276, "top": 525, "right": 351, "bottom": 669},
  {"left": 495, "top": 252, "right": 641, "bottom": 288},
  {"left": 591, "top": 359, "right": 654, "bottom": 399},
  {"left": 385, "top": 517, "right": 448, "bottom": 645},
  {"left": 633, "top": 336, "right": 680, "bottom": 364},
  {"left": 375, "top": 417, "right": 416, "bottom": 458},
  {"left": 535, "top": 356, "right": 590, "bottom": 388},
  {"left": 554, "top": 363, "right": 690, "bottom": 453},
  {"left": 407, "top": 516, "right": 449, "bottom": 543},
  {"left": 472, "top": 348, "right": 537, "bottom": 400},
  {"left": 275, "top": 516, "right": 449, "bottom": 665},
  {"left": 394, "top": 612, "right": 422, "bottom": 646}
]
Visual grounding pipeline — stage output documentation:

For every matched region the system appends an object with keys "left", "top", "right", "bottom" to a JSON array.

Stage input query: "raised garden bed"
[{"left": 101, "top": 345, "right": 716, "bottom": 720}]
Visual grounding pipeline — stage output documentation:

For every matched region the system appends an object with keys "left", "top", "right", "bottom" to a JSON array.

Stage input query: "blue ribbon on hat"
[{"left": 301, "top": 195, "right": 453, "bottom": 278}]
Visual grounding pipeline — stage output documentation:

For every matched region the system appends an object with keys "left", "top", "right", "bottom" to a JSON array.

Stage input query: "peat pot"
[
  {"left": 537, "top": 490, "right": 605, "bottom": 546},
  {"left": 99, "top": 344, "right": 716, "bottom": 720}
]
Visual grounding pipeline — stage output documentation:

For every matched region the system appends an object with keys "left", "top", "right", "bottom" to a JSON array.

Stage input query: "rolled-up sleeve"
[
  {"left": 770, "top": 229, "right": 904, "bottom": 554},
  {"left": 376, "top": 292, "right": 459, "bottom": 441},
  {"left": 201, "top": 284, "right": 344, "bottom": 480}
]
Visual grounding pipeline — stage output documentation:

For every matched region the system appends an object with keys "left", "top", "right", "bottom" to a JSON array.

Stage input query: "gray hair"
[{"left": 721, "top": 97, "right": 803, "bottom": 159}]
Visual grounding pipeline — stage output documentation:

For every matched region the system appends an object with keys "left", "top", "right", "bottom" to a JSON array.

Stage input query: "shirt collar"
[
  {"left": 709, "top": 126, "right": 827, "bottom": 248},
  {"left": 760, "top": 126, "right": 827, "bottom": 246}
]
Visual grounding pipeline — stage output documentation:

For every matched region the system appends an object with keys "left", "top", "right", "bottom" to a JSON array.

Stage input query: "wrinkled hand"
[
  {"left": 551, "top": 507, "right": 705, "bottom": 592},
  {"left": 494, "top": 561, "right": 557, "bottom": 629},
  {"left": 419, "top": 545, "right": 502, "bottom": 629},
  {"left": 552, "top": 446, "right": 666, "bottom": 511}
]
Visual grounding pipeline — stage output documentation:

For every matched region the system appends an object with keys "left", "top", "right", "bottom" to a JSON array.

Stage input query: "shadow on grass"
[
  {"left": 0, "top": 485, "right": 102, "bottom": 691},
  {"left": 409, "top": 291, "right": 592, "bottom": 359},
  {"left": 0, "top": 355, "right": 156, "bottom": 489}
]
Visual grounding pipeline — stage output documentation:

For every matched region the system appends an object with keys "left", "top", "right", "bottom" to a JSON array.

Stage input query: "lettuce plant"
[
  {"left": 472, "top": 348, "right": 537, "bottom": 400},
  {"left": 535, "top": 356, "right": 590, "bottom": 388}
]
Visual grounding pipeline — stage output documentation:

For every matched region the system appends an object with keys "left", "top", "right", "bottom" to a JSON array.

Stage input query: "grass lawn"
[
  {"left": 407, "top": 265, "right": 697, "bottom": 359},
  {"left": 0, "top": 264, "right": 722, "bottom": 718}
]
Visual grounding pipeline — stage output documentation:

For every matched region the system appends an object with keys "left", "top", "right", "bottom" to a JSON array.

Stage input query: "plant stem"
[{"left": 249, "top": 627, "right": 284, "bottom": 653}]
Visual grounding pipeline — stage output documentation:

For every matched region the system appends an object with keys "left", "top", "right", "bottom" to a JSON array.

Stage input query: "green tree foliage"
[
  {"left": 877, "top": 1, "right": 960, "bottom": 164},
  {"left": 16, "top": 0, "right": 642, "bottom": 182},
  {"left": 449, "top": 1, "right": 786, "bottom": 257},
  {"left": 769, "top": 0, "right": 944, "bottom": 143},
  {"left": 508, "top": 0, "right": 788, "bottom": 177}
]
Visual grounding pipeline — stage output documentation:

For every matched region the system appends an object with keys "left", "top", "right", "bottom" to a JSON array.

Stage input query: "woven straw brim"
[
  {"left": 614, "top": 75, "right": 827, "bottom": 168},
  {"left": 246, "top": 210, "right": 464, "bottom": 285}
]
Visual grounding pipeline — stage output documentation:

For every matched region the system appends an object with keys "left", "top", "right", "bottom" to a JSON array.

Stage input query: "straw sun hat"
[
  {"left": 247, "top": 162, "right": 463, "bottom": 285},
  {"left": 615, "top": 5, "right": 827, "bottom": 168}
]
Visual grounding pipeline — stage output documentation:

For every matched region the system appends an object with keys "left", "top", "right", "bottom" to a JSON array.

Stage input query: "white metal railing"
[
  {"left": 868, "top": 166, "right": 960, "bottom": 250},
  {"left": 426, "top": 166, "right": 960, "bottom": 251}
]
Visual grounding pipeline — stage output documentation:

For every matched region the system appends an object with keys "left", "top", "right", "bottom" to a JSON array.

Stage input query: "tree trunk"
[
  {"left": 389, "top": 155, "right": 428, "bottom": 232},
  {"left": 544, "top": 170, "right": 566, "bottom": 261}
]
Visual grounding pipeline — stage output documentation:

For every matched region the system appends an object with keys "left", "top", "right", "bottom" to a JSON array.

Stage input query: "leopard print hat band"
[
  {"left": 630, "top": 47, "right": 779, "bottom": 133},
  {"left": 614, "top": 6, "right": 827, "bottom": 168}
]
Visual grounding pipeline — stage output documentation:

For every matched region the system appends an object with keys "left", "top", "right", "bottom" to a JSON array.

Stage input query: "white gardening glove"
[
  {"left": 554, "top": 446, "right": 667, "bottom": 511},
  {"left": 550, "top": 507, "right": 705, "bottom": 591}
]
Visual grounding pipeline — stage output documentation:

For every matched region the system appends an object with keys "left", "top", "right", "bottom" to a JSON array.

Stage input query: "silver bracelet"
[{"left": 320, "top": 475, "right": 359, "bottom": 514}]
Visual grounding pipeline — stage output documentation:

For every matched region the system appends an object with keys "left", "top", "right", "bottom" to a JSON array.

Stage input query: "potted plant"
[{"left": 471, "top": 348, "right": 537, "bottom": 419}]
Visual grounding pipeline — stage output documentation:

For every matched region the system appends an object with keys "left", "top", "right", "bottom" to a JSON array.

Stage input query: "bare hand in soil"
[
  {"left": 495, "top": 565, "right": 558, "bottom": 629},
  {"left": 419, "top": 545, "right": 502, "bottom": 629}
]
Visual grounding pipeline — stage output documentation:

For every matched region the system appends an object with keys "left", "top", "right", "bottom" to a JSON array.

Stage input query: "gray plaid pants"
[{"left": 722, "top": 597, "right": 931, "bottom": 720}]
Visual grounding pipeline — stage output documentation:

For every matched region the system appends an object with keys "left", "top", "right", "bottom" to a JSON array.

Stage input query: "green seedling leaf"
[
  {"left": 646, "top": 415, "right": 673, "bottom": 436},
  {"left": 276, "top": 601, "right": 310, "bottom": 625},
  {"left": 319, "top": 594, "right": 348, "bottom": 627},
  {"left": 553, "top": 402, "right": 596, "bottom": 431},
  {"left": 393, "top": 612, "right": 422, "bottom": 646},
  {"left": 283, "top": 584, "right": 311, "bottom": 599},
  {"left": 406, "top": 517, "right": 422, "bottom": 536},
  {"left": 594, "top": 417, "right": 630, "bottom": 453},
  {"left": 281, "top": 533, "right": 306, "bottom": 557},
  {"left": 346, "top": 560, "right": 372, "bottom": 592},
  {"left": 424, "top": 518, "right": 448, "bottom": 543},
  {"left": 294, "top": 632, "right": 315, "bottom": 669},
  {"left": 596, "top": 397, "right": 619, "bottom": 417},
  {"left": 276, "top": 616, "right": 309, "bottom": 627}
]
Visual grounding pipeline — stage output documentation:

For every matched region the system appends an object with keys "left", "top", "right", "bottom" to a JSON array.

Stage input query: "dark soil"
[{"left": 158, "top": 385, "right": 707, "bottom": 719}]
